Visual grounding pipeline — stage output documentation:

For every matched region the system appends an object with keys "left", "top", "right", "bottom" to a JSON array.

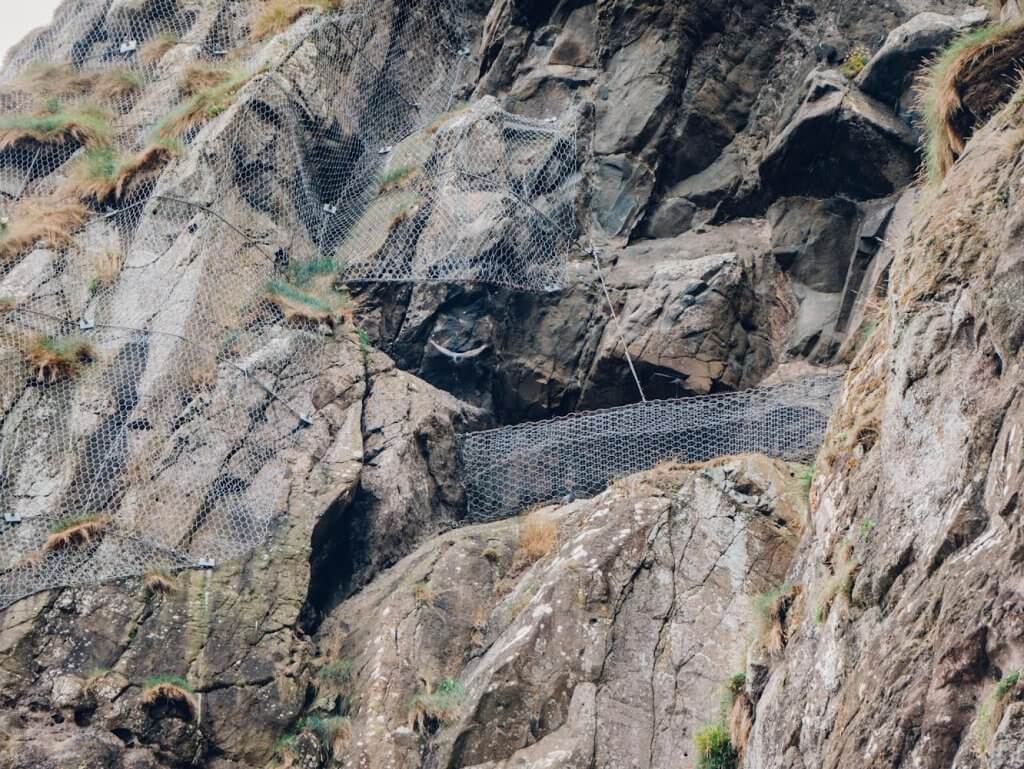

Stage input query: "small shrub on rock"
[
  {"left": 694, "top": 722, "right": 738, "bottom": 769},
  {"left": 840, "top": 45, "right": 871, "bottom": 78},
  {"left": 409, "top": 678, "right": 463, "bottom": 734},
  {"left": 23, "top": 334, "right": 95, "bottom": 384}
]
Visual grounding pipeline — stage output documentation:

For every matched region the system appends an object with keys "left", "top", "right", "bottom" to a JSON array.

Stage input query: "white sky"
[{"left": 1, "top": 2, "right": 65, "bottom": 63}]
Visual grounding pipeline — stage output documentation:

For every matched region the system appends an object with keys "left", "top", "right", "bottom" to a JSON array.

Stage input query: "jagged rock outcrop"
[
  {"left": 743, "top": 66, "right": 1024, "bottom": 769},
  {"left": 314, "top": 454, "right": 805, "bottom": 769},
  {"left": 5, "top": 1, "right": 1021, "bottom": 769},
  {"left": 0, "top": 347, "right": 482, "bottom": 768}
]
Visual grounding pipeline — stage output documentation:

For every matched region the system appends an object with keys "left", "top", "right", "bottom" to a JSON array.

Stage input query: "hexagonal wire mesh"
[
  {"left": 0, "top": 0, "right": 583, "bottom": 608},
  {"left": 458, "top": 375, "right": 843, "bottom": 522}
]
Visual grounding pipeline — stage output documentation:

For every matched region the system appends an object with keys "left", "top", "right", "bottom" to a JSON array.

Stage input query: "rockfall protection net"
[
  {"left": 459, "top": 375, "right": 843, "bottom": 522},
  {"left": 0, "top": 0, "right": 833, "bottom": 610},
  {"left": 0, "top": 0, "right": 577, "bottom": 294},
  {"left": 0, "top": 0, "right": 572, "bottom": 609},
  {"left": 0, "top": 309, "right": 309, "bottom": 609}
]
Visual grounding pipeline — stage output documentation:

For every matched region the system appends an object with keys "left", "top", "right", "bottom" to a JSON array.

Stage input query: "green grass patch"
[
  {"left": 297, "top": 714, "right": 350, "bottom": 741},
  {"left": 265, "top": 279, "right": 340, "bottom": 314},
  {"left": 840, "top": 44, "right": 871, "bottom": 79},
  {"left": 410, "top": 678, "right": 464, "bottom": 725},
  {"left": 288, "top": 257, "right": 338, "bottom": 286},
  {"left": 143, "top": 674, "right": 193, "bottom": 693},
  {"left": 154, "top": 69, "right": 254, "bottom": 140},
  {"left": 0, "top": 104, "right": 113, "bottom": 148},
  {"left": 48, "top": 514, "right": 100, "bottom": 534},
  {"left": 318, "top": 659, "right": 353, "bottom": 686},
  {"left": 795, "top": 464, "right": 813, "bottom": 500},
  {"left": 975, "top": 669, "right": 1021, "bottom": 755},
  {"left": 694, "top": 722, "right": 738, "bottom": 769}
]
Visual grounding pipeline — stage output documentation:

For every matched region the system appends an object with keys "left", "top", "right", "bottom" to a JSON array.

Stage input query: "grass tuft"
[
  {"left": 377, "top": 165, "right": 420, "bottom": 194},
  {"left": 95, "top": 69, "right": 144, "bottom": 102},
  {"left": 155, "top": 69, "right": 254, "bottom": 140},
  {"left": 0, "top": 103, "right": 112, "bottom": 150},
  {"left": 974, "top": 670, "right": 1021, "bottom": 755},
  {"left": 409, "top": 678, "right": 464, "bottom": 733},
  {"left": 265, "top": 279, "right": 349, "bottom": 325},
  {"left": 144, "top": 570, "right": 176, "bottom": 596},
  {"left": 723, "top": 674, "right": 753, "bottom": 760},
  {"left": 516, "top": 514, "right": 558, "bottom": 566},
  {"left": 0, "top": 195, "right": 89, "bottom": 261},
  {"left": 841, "top": 44, "right": 871, "bottom": 79},
  {"left": 141, "top": 676, "right": 197, "bottom": 722},
  {"left": 917, "top": 22, "right": 1024, "bottom": 182},
  {"left": 250, "top": 0, "right": 346, "bottom": 41},
  {"left": 754, "top": 584, "right": 799, "bottom": 655},
  {"left": 694, "top": 722, "right": 738, "bottom": 769},
  {"left": 139, "top": 33, "right": 179, "bottom": 64},
  {"left": 44, "top": 515, "right": 107, "bottom": 551},
  {"left": 0, "top": 64, "right": 97, "bottom": 101},
  {"left": 23, "top": 334, "right": 95, "bottom": 384},
  {"left": 318, "top": 659, "right": 353, "bottom": 686}
]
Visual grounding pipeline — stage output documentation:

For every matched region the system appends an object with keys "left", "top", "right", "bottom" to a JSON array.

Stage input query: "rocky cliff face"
[{"left": 3, "top": 1, "right": 1024, "bottom": 769}]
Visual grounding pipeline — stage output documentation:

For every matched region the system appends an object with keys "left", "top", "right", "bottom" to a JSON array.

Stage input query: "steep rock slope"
[
  {"left": 745, "top": 62, "right": 1024, "bottom": 769},
  {"left": 0, "top": 1, "right": 1013, "bottom": 769}
]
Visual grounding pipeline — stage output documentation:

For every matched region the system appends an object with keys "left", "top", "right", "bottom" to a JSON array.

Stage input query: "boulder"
[
  {"left": 857, "top": 10, "right": 986, "bottom": 114},
  {"left": 767, "top": 196, "right": 861, "bottom": 294},
  {"left": 760, "top": 70, "right": 918, "bottom": 200}
]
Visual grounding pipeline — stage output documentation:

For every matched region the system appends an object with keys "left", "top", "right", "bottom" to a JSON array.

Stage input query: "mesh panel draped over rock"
[
  {"left": 0, "top": 309, "right": 312, "bottom": 609},
  {"left": 459, "top": 375, "right": 842, "bottom": 521},
  {"left": 0, "top": 0, "right": 592, "bottom": 607}
]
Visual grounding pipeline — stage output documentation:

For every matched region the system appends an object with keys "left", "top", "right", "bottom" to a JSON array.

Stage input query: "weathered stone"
[
  {"left": 317, "top": 455, "right": 804, "bottom": 769},
  {"left": 857, "top": 11, "right": 985, "bottom": 113},
  {"left": 760, "top": 70, "right": 918, "bottom": 200}
]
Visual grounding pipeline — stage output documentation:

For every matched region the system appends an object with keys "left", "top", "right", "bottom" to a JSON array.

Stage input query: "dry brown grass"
[
  {"left": 93, "top": 247, "right": 124, "bottom": 290},
  {"left": 264, "top": 279, "right": 349, "bottom": 326},
  {"left": 516, "top": 514, "right": 558, "bottom": 565},
  {"left": 44, "top": 515, "right": 107, "bottom": 552},
  {"left": 0, "top": 64, "right": 98, "bottom": 101},
  {"left": 0, "top": 196, "right": 89, "bottom": 262},
  {"left": 387, "top": 206, "right": 416, "bottom": 233},
  {"left": 754, "top": 584, "right": 801, "bottom": 655},
  {"left": 727, "top": 689, "right": 754, "bottom": 759},
  {"left": 23, "top": 334, "right": 96, "bottom": 383},
  {"left": 413, "top": 581, "right": 435, "bottom": 606},
  {"left": 139, "top": 34, "right": 178, "bottom": 64},
  {"left": 62, "top": 141, "right": 180, "bottom": 203},
  {"left": 155, "top": 70, "right": 254, "bottom": 140},
  {"left": 180, "top": 62, "right": 234, "bottom": 96},
  {"left": 144, "top": 571, "right": 176, "bottom": 595},
  {"left": 95, "top": 69, "right": 144, "bottom": 102},
  {"left": 817, "top": 541, "right": 862, "bottom": 622},
  {"left": 141, "top": 680, "right": 198, "bottom": 722},
  {"left": 111, "top": 142, "right": 179, "bottom": 199},
  {"left": 250, "top": 0, "right": 345, "bottom": 41},
  {"left": 918, "top": 22, "right": 1024, "bottom": 181}
]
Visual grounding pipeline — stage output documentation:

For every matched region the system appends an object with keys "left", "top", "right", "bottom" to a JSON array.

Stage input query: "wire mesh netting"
[
  {"left": 459, "top": 375, "right": 842, "bottom": 522},
  {"left": 0, "top": 0, "right": 574, "bottom": 609},
  {"left": 0, "top": 308, "right": 310, "bottom": 608}
]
